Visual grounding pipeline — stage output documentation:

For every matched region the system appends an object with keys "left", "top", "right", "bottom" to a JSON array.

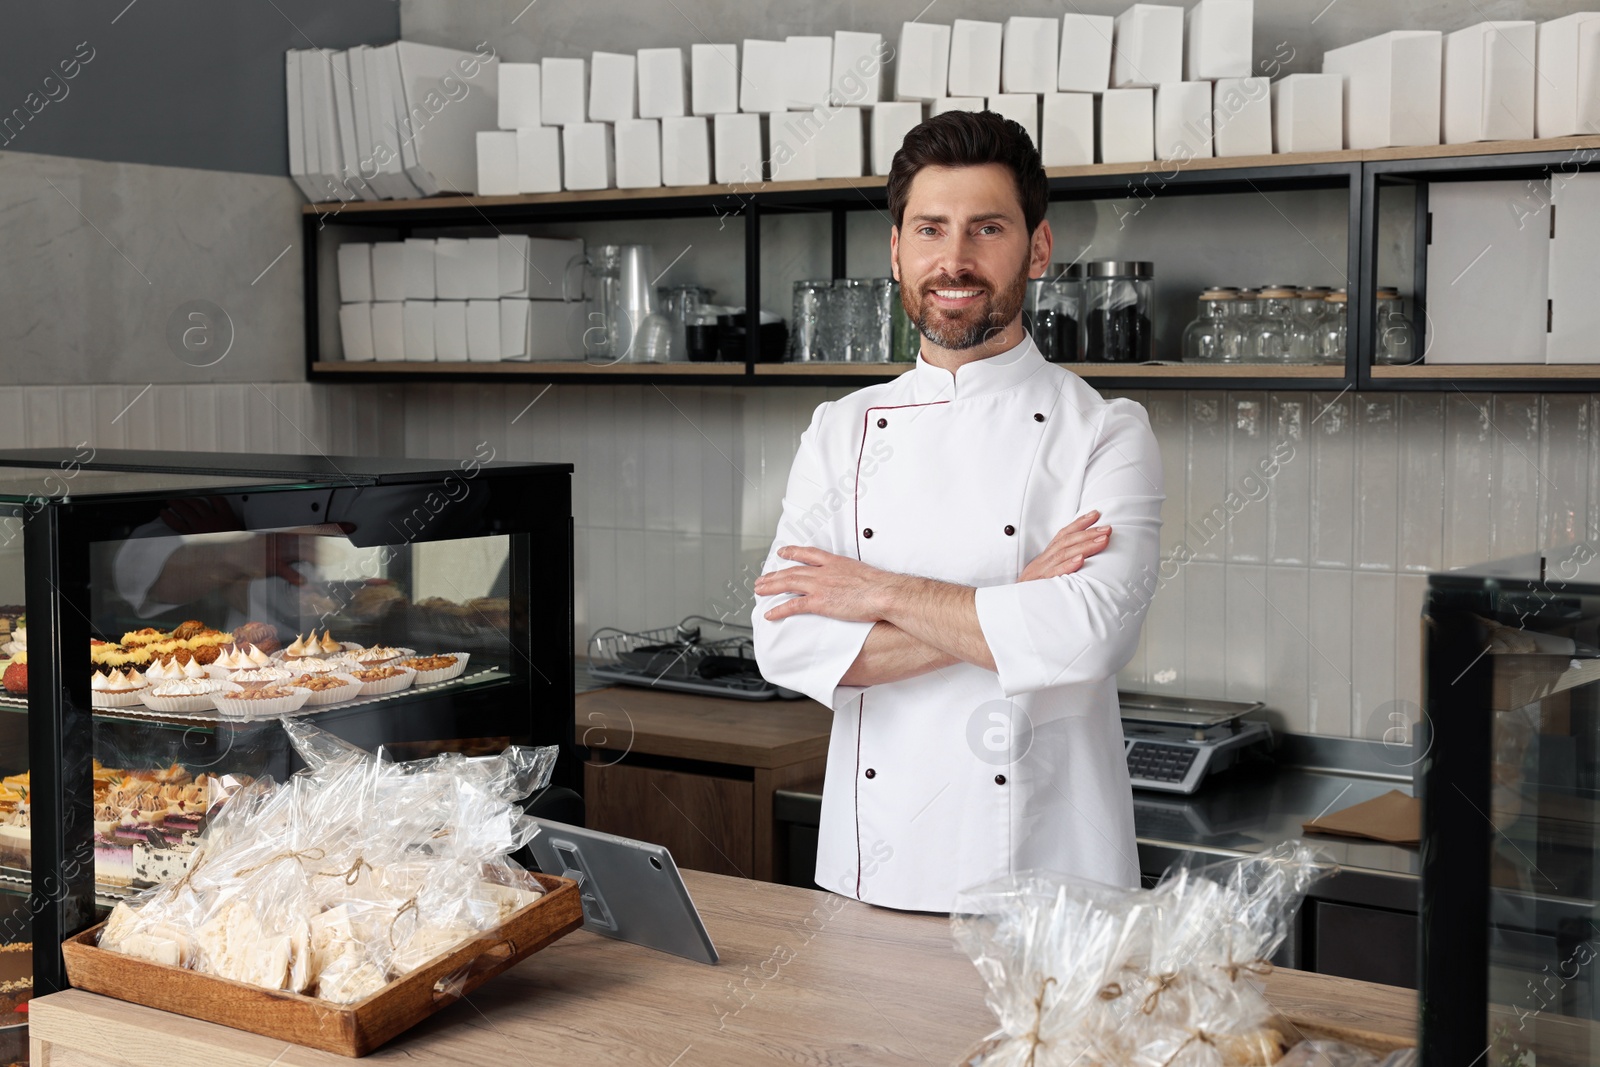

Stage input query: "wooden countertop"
[
  {"left": 576, "top": 686, "right": 832, "bottom": 768},
  {"left": 31, "top": 870, "right": 1415, "bottom": 1065}
]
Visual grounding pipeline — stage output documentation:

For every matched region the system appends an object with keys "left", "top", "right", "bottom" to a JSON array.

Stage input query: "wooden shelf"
[
  {"left": 752, "top": 362, "right": 913, "bottom": 376},
  {"left": 311, "top": 360, "right": 747, "bottom": 377},
  {"left": 1371, "top": 364, "right": 1600, "bottom": 380},
  {"left": 300, "top": 136, "right": 1600, "bottom": 218},
  {"left": 1075, "top": 362, "right": 1341, "bottom": 378}
]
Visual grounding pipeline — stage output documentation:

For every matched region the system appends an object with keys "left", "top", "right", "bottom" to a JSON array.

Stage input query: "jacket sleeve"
[
  {"left": 972, "top": 398, "right": 1165, "bottom": 698},
  {"left": 752, "top": 401, "right": 876, "bottom": 710}
]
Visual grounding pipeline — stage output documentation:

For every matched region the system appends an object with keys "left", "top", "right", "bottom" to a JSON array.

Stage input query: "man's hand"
[
  {"left": 1020, "top": 510, "right": 1110, "bottom": 582},
  {"left": 753, "top": 546, "right": 900, "bottom": 623}
]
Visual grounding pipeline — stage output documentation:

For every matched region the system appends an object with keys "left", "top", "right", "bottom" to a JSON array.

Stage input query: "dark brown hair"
[{"left": 886, "top": 109, "right": 1049, "bottom": 235}]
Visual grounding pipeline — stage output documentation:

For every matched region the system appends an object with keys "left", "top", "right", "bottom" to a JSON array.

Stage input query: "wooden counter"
[
  {"left": 30, "top": 870, "right": 1414, "bottom": 1065},
  {"left": 576, "top": 687, "right": 832, "bottom": 881}
]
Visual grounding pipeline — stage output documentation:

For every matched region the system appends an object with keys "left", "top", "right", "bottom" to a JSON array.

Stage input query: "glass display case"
[
  {"left": 1422, "top": 545, "right": 1600, "bottom": 1066},
  {"left": 0, "top": 448, "right": 574, "bottom": 1043}
]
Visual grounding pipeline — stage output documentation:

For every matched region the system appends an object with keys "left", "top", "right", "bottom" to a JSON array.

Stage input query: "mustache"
[{"left": 921, "top": 276, "right": 992, "bottom": 293}]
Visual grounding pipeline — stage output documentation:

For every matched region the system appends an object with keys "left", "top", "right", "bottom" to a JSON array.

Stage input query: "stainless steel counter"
[{"left": 774, "top": 761, "right": 1419, "bottom": 913}]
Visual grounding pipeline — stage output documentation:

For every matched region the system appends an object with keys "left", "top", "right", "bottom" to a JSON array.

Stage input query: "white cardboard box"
[
  {"left": 932, "top": 96, "right": 984, "bottom": 116},
  {"left": 714, "top": 112, "right": 764, "bottom": 184},
  {"left": 1321, "top": 31, "right": 1442, "bottom": 149},
  {"left": 896, "top": 22, "right": 951, "bottom": 101},
  {"left": 691, "top": 44, "right": 739, "bottom": 116},
  {"left": 1059, "top": 14, "right": 1114, "bottom": 93},
  {"left": 541, "top": 58, "right": 587, "bottom": 126},
  {"left": 770, "top": 112, "right": 820, "bottom": 181},
  {"left": 1548, "top": 173, "right": 1600, "bottom": 363},
  {"left": 562, "top": 123, "right": 614, "bottom": 190},
  {"left": 371, "top": 302, "right": 404, "bottom": 360},
  {"left": 1213, "top": 77, "right": 1272, "bottom": 157},
  {"left": 436, "top": 237, "right": 500, "bottom": 300},
  {"left": 402, "top": 300, "right": 435, "bottom": 361},
  {"left": 832, "top": 31, "right": 886, "bottom": 106},
  {"left": 987, "top": 94, "right": 1039, "bottom": 146},
  {"left": 1099, "top": 88, "right": 1154, "bottom": 163},
  {"left": 516, "top": 127, "right": 562, "bottom": 192},
  {"left": 1112, "top": 4, "right": 1184, "bottom": 88},
  {"left": 784, "top": 36, "right": 834, "bottom": 110},
  {"left": 638, "top": 47, "right": 686, "bottom": 119},
  {"left": 337, "top": 243, "right": 372, "bottom": 303},
  {"left": 1443, "top": 22, "right": 1536, "bottom": 143},
  {"left": 589, "top": 51, "right": 636, "bottom": 123},
  {"left": 813, "top": 106, "right": 865, "bottom": 178},
  {"left": 403, "top": 238, "right": 435, "bottom": 300},
  {"left": 371, "top": 242, "right": 408, "bottom": 303},
  {"left": 740, "top": 40, "right": 787, "bottom": 112},
  {"left": 498, "top": 236, "right": 582, "bottom": 301},
  {"left": 1271, "top": 73, "right": 1343, "bottom": 153},
  {"left": 466, "top": 299, "right": 501, "bottom": 362},
  {"left": 1156, "top": 81, "right": 1213, "bottom": 158},
  {"left": 338, "top": 302, "right": 375, "bottom": 361},
  {"left": 498, "top": 62, "right": 541, "bottom": 130},
  {"left": 475, "top": 130, "right": 518, "bottom": 196},
  {"left": 873, "top": 101, "right": 924, "bottom": 175},
  {"left": 500, "top": 298, "right": 530, "bottom": 360},
  {"left": 1041, "top": 93, "right": 1094, "bottom": 166},
  {"left": 434, "top": 300, "right": 468, "bottom": 362},
  {"left": 948, "top": 20, "right": 1003, "bottom": 97},
  {"left": 1535, "top": 13, "right": 1600, "bottom": 138},
  {"left": 662, "top": 115, "right": 711, "bottom": 186},
  {"left": 1002, "top": 17, "right": 1060, "bottom": 94},
  {"left": 1185, "top": 0, "right": 1252, "bottom": 80},
  {"left": 1425, "top": 180, "right": 1548, "bottom": 364},
  {"left": 615, "top": 118, "right": 662, "bottom": 188}
]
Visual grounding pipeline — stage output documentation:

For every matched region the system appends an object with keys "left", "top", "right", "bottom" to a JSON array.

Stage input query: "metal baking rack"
[{"left": 587, "top": 616, "right": 800, "bottom": 701}]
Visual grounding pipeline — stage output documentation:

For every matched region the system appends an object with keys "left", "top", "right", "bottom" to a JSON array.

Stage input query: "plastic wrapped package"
[
  {"left": 952, "top": 841, "right": 1338, "bottom": 1067},
  {"left": 98, "top": 719, "right": 559, "bottom": 1004}
]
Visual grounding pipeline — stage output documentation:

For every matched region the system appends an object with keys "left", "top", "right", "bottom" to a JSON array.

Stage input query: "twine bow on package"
[
  {"left": 952, "top": 841, "right": 1337, "bottom": 1067},
  {"left": 98, "top": 719, "right": 558, "bottom": 1003}
]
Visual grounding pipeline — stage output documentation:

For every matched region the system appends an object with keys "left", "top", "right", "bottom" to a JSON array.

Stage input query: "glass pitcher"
[{"left": 568, "top": 244, "right": 672, "bottom": 363}]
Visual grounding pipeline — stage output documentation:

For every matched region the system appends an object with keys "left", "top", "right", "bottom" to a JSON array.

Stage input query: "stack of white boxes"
[{"left": 336, "top": 236, "right": 584, "bottom": 362}]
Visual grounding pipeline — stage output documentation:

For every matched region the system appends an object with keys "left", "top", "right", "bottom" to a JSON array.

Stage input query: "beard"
[{"left": 899, "top": 250, "right": 1030, "bottom": 351}]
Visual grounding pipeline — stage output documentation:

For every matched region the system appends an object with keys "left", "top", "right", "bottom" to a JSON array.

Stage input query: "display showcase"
[
  {"left": 0, "top": 449, "right": 574, "bottom": 1038},
  {"left": 1422, "top": 547, "right": 1600, "bottom": 1066}
]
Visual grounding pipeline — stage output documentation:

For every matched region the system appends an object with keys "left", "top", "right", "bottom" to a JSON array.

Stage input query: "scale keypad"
[{"left": 1126, "top": 741, "right": 1198, "bottom": 784}]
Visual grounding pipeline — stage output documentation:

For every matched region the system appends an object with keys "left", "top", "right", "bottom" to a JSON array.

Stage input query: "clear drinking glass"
[
  {"left": 890, "top": 284, "right": 920, "bottom": 363},
  {"left": 868, "top": 278, "right": 895, "bottom": 363},
  {"left": 833, "top": 278, "right": 874, "bottom": 362},
  {"left": 1181, "top": 289, "right": 1238, "bottom": 363},
  {"left": 788, "top": 279, "right": 833, "bottom": 362}
]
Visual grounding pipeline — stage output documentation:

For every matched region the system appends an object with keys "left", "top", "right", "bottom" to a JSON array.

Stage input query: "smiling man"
[{"left": 751, "top": 110, "right": 1166, "bottom": 912}]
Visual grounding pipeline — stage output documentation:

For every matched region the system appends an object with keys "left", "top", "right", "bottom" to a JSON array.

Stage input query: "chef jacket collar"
[{"left": 908, "top": 331, "right": 1047, "bottom": 403}]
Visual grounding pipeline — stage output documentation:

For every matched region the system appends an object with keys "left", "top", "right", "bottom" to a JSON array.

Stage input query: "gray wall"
[{"left": 0, "top": 2, "right": 397, "bottom": 176}]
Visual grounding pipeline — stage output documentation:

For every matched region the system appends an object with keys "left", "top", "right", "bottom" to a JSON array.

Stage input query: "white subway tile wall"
[{"left": 9, "top": 380, "right": 1597, "bottom": 740}]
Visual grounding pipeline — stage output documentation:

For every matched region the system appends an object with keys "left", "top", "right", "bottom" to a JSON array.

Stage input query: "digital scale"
[{"left": 1119, "top": 691, "right": 1272, "bottom": 794}]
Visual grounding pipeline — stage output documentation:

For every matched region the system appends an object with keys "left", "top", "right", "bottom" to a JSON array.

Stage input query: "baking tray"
[{"left": 61, "top": 872, "right": 582, "bottom": 1057}]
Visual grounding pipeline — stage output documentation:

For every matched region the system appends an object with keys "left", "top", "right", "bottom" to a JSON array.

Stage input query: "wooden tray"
[{"left": 61, "top": 872, "right": 583, "bottom": 1057}]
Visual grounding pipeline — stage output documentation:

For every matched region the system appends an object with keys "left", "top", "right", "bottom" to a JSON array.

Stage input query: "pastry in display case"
[{"left": 0, "top": 448, "right": 575, "bottom": 1021}]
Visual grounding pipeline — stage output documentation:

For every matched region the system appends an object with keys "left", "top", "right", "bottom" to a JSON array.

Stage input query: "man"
[{"left": 751, "top": 110, "right": 1165, "bottom": 912}]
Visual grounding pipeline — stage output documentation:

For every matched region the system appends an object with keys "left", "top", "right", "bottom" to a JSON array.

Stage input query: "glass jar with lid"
[
  {"left": 1245, "top": 286, "right": 1302, "bottom": 363},
  {"left": 1080, "top": 261, "right": 1154, "bottom": 363},
  {"left": 1226, "top": 289, "right": 1260, "bottom": 362},
  {"left": 1181, "top": 288, "right": 1238, "bottom": 363},
  {"left": 1316, "top": 289, "right": 1348, "bottom": 362},
  {"left": 1374, "top": 287, "right": 1417, "bottom": 366},
  {"left": 1292, "top": 287, "right": 1332, "bottom": 361}
]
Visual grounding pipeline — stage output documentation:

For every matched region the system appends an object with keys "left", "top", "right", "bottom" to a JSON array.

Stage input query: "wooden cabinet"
[{"left": 576, "top": 688, "right": 830, "bottom": 882}]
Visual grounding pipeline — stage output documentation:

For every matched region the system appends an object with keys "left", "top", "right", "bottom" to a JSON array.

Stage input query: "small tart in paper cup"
[
  {"left": 270, "top": 656, "right": 351, "bottom": 675},
  {"left": 140, "top": 680, "right": 238, "bottom": 714},
  {"left": 395, "top": 653, "right": 469, "bottom": 685},
  {"left": 345, "top": 646, "right": 415, "bottom": 668},
  {"left": 284, "top": 672, "right": 362, "bottom": 707},
  {"left": 211, "top": 666, "right": 293, "bottom": 684},
  {"left": 213, "top": 685, "right": 313, "bottom": 718},
  {"left": 91, "top": 687, "right": 148, "bottom": 709},
  {"left": 349, "top": 665, "right": 416, "bottom": 696}
]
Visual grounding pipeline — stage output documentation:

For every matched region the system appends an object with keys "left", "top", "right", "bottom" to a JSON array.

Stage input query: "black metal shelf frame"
[{"left": 302, "top": 144, "right": 1600, "bottom": 392}]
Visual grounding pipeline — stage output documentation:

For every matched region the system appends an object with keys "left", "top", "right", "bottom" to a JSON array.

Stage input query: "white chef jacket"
[{"left": 752, "top": 333, "right": 1164, "bottom": 912}]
